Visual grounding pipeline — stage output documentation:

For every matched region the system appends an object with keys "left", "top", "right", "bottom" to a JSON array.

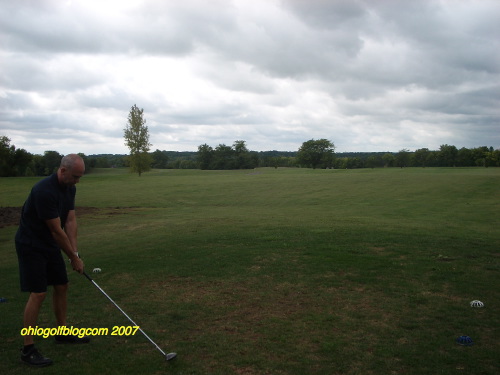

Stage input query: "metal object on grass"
[{"left": 83, "top": 271, "right": 177, "bottom": 361}]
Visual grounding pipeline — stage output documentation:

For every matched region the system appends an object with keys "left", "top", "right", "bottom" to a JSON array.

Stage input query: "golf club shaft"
[{"left": 83, "top": 271, "right": 168, "bottom": 357}]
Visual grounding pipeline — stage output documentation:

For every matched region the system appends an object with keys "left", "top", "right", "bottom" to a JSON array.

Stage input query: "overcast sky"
[{"left": 1, "top": 0, "right": 499, "bottom": 155}]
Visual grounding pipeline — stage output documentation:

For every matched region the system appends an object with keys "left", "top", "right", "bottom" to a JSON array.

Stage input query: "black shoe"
[
  {"left": 54, "top": 335, "right": 90, "bottom": 344},
  {"left": 21, "top": 346, "right": 53, "bottom": 367}
]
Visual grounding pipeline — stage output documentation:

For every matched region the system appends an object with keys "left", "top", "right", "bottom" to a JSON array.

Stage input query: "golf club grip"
[{"left": 83, "top": 271, "right": 93, "bottom": 281}]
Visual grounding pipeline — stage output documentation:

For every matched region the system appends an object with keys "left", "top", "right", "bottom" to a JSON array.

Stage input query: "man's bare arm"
[
  {"left": 45, "top": 216, "right": 84, "bottom": 273},
  {"left": 64, "top": 210, "right": 78, "bottom": 255}
]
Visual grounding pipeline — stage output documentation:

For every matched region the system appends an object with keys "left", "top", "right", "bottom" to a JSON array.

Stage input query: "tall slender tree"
[{"left": 124, "top": 104, "right": 152, "bottom": 176}]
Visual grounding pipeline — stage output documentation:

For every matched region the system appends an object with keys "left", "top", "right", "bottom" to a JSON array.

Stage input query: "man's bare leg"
[
  {"left": 21, "top": 292, "right": 53, "bottom": 367},
  {"left": 53, "top": 284, "right": 68, "bottom": 327},
  {"left": 52, "top": 283, "right": 90, "bottom": 344},
  {"left": 23, "top": 292, "right": 46, "bottom": 346}
]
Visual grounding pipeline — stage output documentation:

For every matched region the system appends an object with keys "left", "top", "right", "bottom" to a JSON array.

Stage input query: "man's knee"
[
  {"left": 29, "top": 292, "right": 47, "bottom": 305},
  {"left": 53, "top": 283, "right": 68, "bottom": 294}
]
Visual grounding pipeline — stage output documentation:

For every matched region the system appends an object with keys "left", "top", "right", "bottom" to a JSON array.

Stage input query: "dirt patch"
[
  {"left": 0, "top": 207, "right": 21, "bottom": 228},
  {"left": 0, "top": 206, "right": 123, "bottom": 229}
]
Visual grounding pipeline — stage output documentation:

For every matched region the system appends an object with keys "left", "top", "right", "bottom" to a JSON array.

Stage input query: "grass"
[{"left": 0, "top": 167, "right": 499, "bottom": 374}]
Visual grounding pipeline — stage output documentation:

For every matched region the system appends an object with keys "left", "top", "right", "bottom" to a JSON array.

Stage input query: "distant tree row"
[
  {"left": 260, "top": 145, "right": 500, "bottom": 169},
  {"left": 357, "top": 145, "right": 500, "bottom": 168},
  {"left": 0, "top": 136, "right": 33, "bottom": 176},
  {"left": 195, "top": 139, "right": 335, "bottom": 170},
  {"left": 1, "top": 134, "right": 499, "bottom": 177},
  {"left": 0, "top": 136, "right": 93, "bottom": 177},
  {"left": 195, "top": 140, "right": 500, "bottom": 169},
  {"left": 197, "top": 140, "right": 259, "bottom": 170},
  {"left": 90, "top": 144, "right": 500, "bottom": 170}
]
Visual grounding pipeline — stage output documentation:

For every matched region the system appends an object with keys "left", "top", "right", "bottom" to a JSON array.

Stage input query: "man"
[{"left": 15, "top": 154, "right": 89, "bottom": 367}]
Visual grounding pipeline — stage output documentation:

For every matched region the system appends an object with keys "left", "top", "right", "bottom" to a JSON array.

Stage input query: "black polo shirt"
[{"left": 15, "top": 173, "right": 76, "bottom": 250}]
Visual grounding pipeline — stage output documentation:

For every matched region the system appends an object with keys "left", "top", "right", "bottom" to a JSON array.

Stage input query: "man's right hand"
[{"left": 70, "top": 256, "right": 84, "bottom": 274}]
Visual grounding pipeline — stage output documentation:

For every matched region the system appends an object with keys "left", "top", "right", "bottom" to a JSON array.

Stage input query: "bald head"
[
  {"left": 60, "top": 154, "right": 85, "bottom": 170},
  {"left": 58, "top": 154, "right": 85, "bottom": 186}
]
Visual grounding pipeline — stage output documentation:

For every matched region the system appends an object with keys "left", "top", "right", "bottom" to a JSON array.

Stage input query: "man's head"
[{"left": 58, "top": 154, "right": 85, "bottom": 186}]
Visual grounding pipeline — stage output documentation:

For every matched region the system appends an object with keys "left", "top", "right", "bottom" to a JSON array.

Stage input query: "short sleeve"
[{"left": 33, "top": 189, "right": 60, "bottom": 221}]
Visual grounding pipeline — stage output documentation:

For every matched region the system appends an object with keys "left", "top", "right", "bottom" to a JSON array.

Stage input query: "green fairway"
[{"left": 1, "top": 167, "right": 499, "bottom": 374}]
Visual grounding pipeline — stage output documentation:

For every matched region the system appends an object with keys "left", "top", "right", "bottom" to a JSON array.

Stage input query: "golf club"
[{"left": 83, "top": 271, "right": 177, "bottom": 361}]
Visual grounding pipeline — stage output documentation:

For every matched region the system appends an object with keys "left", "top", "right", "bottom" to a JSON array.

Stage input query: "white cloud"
[{"left": 0, "top": 0, "right": 499, "bottom": 155}]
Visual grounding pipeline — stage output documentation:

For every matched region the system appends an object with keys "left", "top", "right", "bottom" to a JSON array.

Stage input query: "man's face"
[{"left": 60, "top": 161, "right": 85, "bottom": 186}]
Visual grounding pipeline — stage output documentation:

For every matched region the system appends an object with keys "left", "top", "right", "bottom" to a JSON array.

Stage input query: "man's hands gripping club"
[{"left": 69, "top": 253, "right": 84, "bottom": 274}]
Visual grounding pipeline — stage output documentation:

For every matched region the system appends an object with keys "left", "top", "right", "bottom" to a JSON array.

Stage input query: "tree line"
[
  {"left": 2, "top": 134, "right": 498, "bottom": 178},
  {"left": 355, "top": 145, "right": 500, "bottom": 168},
  {"left": 2, "top": 104, "right": 499, "bottom": 176},
  {"left": 196, "top": 142, "right": 499, "bottom": 170},
  {"left": 123, "top": 104, "right": 500, "bottom": 174},
  {"left": 121, "top": 106, "right": 500, "bottom": 172}
]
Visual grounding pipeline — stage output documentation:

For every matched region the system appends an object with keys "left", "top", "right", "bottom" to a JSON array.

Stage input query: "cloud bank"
[{"left": 1, "top": 0, "right": 499, "bottom": 154}]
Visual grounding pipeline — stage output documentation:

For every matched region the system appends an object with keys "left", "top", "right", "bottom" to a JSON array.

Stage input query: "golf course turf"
[{"left": 1, "top": 167, "right": 498, "bottom": 374}]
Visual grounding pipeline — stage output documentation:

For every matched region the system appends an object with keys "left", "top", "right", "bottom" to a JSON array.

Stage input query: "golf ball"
[{"left": 92, "top": 268, "right": 102, "bottom": 273}]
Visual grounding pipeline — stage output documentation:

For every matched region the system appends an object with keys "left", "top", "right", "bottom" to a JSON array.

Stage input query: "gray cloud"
[{"left": 0, "top": 0, "right": 498, "bottom": 155}]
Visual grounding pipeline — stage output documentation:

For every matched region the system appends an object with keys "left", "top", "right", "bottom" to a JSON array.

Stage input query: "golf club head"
[{"left": 166, "top": 352, "right": 177, "bottom": 361}]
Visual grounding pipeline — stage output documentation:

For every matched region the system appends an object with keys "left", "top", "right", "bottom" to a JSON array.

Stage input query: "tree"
[
  {"left": 233, "top": 140, "right": 258, "bottom": 169},
  {"left": 151, "top": 149, "right": 169, "bottom": 169},
  {"left": 471, "top": 146, "right": 490, "bottom": 167},
  {"left": 196, "top": 140, "right": 258, "bottom": 170},
  {"left": 13, "top": 148, "right": 33, "bottom": 176},
  {"left": 297, "top": 139, "right": 335, "bottom": 169},
  {"left": 485, "top": 148, "right": 499, "bottom": 167},
  {"left": 0, "top": 136, "right": 13, "bottom": 176},
  {"left": 197, "top": 144, "right": 214, "bottom": 170},
  {"left": 413, "top": 148, "right": 431, "bottom": 167},
  {"left": 43, "top": 151, "right": 63, "bottom": 175},
  {"left": 212, "top": 144, "right": 235, "bottom": 170},
  {"left": 437, "top": 144, "right": 458, "bottom": 167},
  {"left": 395, "top": 149, "right": 410, "bottom": 168},
  {"left": 0, "top": 136, "right": 33, "bottom": 176},
  {"left": 456, "top": 147, "right": 473, "bottom": 167},
  {"left": 365, "top": 155, "right": 378, "bottom": 169},
  {"left": 124, "top": 104, "right": 152, "bottom": 176},
  {"left": 382, "top": 153, "right": 395, "bottom": 167},
  {"left": 31, "top": 154, "right": 45, "bottom": 176}
]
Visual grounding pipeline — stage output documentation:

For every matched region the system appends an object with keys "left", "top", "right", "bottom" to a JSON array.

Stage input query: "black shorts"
[{"left": 15, "top": 242, "right": 68, "bottom": 293}]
